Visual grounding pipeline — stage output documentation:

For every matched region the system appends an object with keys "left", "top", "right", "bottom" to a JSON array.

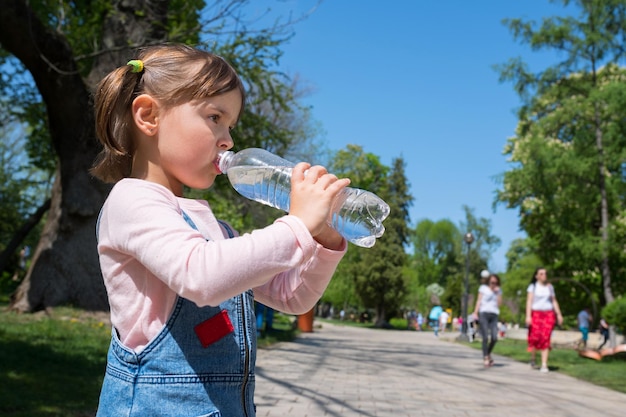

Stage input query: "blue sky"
[{"left": 249, "top": 1, "right": 574, "bottom": 271}]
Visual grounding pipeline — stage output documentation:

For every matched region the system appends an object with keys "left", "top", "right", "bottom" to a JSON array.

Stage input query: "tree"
[
  {"left": 0, "top": 0, "right": 325, "bottom": 311},
  {"left": 354, "top": 156, "right": 413, "bottom": 327},
  {"left": 602, "top": 297, "right": 626, "bottom": 335},
  {"left": 323, "top": 145, "right": 413, "bottom": 327},
  {"left": 322, "top": 145, "right": 389, "bottom": 317},
  {"left": 412, "top": 219, "right": 461, "bottom": 286},
  {"left": 1, "top": 0, "right": 125, "bottom": 311},
  {"left": 496, "top": 0, "right": 626, "bottom": 307}
]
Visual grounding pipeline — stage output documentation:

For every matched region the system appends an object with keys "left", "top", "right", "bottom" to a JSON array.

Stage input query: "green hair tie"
[{"left": 127, "top": 59, "right": 144, "bottom": 73}]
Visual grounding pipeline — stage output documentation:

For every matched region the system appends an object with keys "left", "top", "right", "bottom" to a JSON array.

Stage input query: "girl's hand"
[{"left": 289, "top": 163, "right": 350, "bottom": 245}]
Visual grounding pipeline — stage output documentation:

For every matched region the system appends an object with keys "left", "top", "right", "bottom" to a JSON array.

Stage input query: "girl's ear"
[{"left": 132, "top": 94, "right": 159, "bottom": 136}]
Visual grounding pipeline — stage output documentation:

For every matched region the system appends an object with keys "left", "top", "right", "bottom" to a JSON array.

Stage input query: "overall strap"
[
  {"left": 181, "top": 210, "right": 199, "bottom": 231},
  {"left": 217, "top": 220, "right": 235, "bottom": 238},
  {"left": 182, "top": 210, "right": 234, "bottom": 239}
]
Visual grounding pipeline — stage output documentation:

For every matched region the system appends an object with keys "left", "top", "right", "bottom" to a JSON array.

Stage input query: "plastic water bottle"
[{"left": 217, "top": 148, "right": 390, "bottom": 248}]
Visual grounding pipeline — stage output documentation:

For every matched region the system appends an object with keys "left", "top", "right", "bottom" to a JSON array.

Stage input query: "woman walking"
[
  {"left": 473, "top": 273, "right": 502, "bottom": 367},
  {"left": 526, "top": 267, "right": 563, "bottom": 373}
]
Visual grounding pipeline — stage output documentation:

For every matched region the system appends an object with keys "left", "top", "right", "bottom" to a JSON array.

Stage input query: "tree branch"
[{"left": 0, "top": 199, "right": 51, "bottom": 274}]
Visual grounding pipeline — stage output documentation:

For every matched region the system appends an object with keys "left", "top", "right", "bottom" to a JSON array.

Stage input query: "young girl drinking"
[{"left": 91, "top": 44, "right": 350, "bottom": 417}]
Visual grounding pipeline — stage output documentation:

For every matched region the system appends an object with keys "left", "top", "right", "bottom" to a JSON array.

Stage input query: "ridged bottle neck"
[{"left": 217, "top": 150, "right": 234, "bottom": 174}]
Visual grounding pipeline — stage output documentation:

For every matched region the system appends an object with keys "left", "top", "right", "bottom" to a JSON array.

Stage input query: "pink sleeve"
[
  {"left": 98, "top": 182, "right": 343, "bottom": 308},
  {"left": 252, "top": 222, "right": 347, "bottom": 315}
]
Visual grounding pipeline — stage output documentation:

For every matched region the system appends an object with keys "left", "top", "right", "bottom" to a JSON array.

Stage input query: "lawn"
[
  {"left": 474, "top": 337, "right": 626, "bottom": 394},
  {"left": 0, "top": 306, "right": 110, "bottom": 417},
  {"left": 0, "top": 304, "right": 296, "bottom": 417}
]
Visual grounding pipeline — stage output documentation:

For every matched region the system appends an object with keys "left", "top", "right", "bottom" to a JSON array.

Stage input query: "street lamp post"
[
  {"left": 457, "top": 232, "right": 474, "bottom": 342},
  {"left": 516, "top": 289, "right": 522, "bottom": 326}
]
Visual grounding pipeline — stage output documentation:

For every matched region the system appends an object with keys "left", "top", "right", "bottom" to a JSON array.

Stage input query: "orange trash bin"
[{"left": 297, "top": 308, "right": 315, "bottom": 333}]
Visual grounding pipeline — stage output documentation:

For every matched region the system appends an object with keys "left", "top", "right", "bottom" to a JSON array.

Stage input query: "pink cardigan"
[{"left": 97, "top": 179, "right": 346, "bottom": 351}]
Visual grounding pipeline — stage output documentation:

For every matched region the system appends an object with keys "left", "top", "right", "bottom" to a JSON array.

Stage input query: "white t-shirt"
[
  {"left": 527, "top": 283, "right": 555, "bottom": 311},
  {"left": 478, "top": 284, "right": 501, "bottom": 314},
  {"left": 439, "top": 311, "right": 449, "bottom": 325}
]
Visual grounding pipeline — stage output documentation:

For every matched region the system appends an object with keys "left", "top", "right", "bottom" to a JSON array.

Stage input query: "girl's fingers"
[
  {"left": 303, "top": 165, "right": 327, "bottom": 183},
  {"left": 301, "top": 165, "right": 350, "bottom": 191},
  {"left": 292, "top": 162, "right": 310, "bottom": 182}
]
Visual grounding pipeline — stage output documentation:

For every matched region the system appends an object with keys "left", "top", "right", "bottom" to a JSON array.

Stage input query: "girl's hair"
[
  {"left": 488, "top": 274, "right": 500, "bottom": 286},
  {"left": 91, "top": 44, "right": 245, "bottom": 183},
  {"left": 530, "top": 267, "right": 546, "bottom": 285}
]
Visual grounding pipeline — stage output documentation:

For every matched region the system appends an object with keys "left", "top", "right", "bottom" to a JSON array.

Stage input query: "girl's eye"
[{"left": 208, "top": 115, "right": 219, "bottom": 122}]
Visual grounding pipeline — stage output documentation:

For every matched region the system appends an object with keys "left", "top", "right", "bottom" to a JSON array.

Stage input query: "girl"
[
  {"left": 525, "top": 267, "right": 563, "bottom": 373},
  {"left": 91, "top": 44, "right": 350, "bottom": 417},
  {"left": 472, "top": 273, "right": 502, "bottom": 367}
]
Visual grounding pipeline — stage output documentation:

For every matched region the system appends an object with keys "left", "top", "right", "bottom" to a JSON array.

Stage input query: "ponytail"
[{"left": 91, "top": 65, "right": 140, "bottom": 182}]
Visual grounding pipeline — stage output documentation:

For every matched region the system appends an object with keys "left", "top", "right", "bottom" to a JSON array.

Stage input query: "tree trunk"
[
  {"left": 374, "top": 305, "right": 388, "bottom": 328},
  {"left": 1, "top": 0, "right": 170, "bottom": 312},
  {"left": 11, "top": 169, "right": 109, "bottom": 311},
  {"left": 593, "top": 107, "right": 617, "bottom": 347},
  {"left": 593, "top": 108, "right": 614, "bottom": 305}
]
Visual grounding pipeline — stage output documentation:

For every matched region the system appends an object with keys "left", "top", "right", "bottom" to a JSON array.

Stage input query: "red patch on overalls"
[{"left": 194, "top": 310, "right": 235, "bottom": 348}]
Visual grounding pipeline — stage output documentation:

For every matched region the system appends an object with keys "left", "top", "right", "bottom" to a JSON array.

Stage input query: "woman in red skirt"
[{"left": 525, "top": 267, "right": 563, "bottom": 373}]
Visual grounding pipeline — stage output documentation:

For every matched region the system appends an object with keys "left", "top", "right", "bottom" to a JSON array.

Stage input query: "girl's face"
[
  {"left": 151, "top": 89, "right": 242, "bottom": 195},
  {"left": 535, "top": 269, "right": 548, "bottom": 283}
]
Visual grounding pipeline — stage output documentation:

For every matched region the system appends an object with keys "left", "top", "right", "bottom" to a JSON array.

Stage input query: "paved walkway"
[{"left": 255, "top": 322, "right": 626, "bottom": 417}]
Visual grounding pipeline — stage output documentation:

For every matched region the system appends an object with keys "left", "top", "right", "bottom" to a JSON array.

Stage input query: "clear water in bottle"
[
  {"left": 327, "top": 188, "right": 388, "bottom": 248},
  {"left": 226, "top": 166, "right": 293, "bottom": 210},
  {"left": 219, "top": 148, "right": 390, "bottom": 247}
]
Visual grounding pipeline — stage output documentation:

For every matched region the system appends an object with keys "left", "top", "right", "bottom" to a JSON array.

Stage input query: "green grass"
[
  {"left": 0, "top": 304, "right": 297, "bottom": 416},
  {"left": 0, "top": 306, "right": 111, "bottom": 417},
  {"left": 469, "top": 338, "right": 626, "bottom": 394}
]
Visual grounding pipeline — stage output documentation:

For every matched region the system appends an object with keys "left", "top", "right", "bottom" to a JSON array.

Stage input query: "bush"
[{"left": 602, "top": 298, "right": 626, "bottom": 334}]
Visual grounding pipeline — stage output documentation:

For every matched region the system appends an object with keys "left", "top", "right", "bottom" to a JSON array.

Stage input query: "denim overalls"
[{"left": 96, "top": 213, "right": 257, "bottom": 417}]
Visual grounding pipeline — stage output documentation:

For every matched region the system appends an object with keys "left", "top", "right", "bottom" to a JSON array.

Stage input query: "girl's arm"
[
  {"left": 496, "top": 287, "right": 503, "bottom": 306},
  {"left": 311, "top": 225, "right": 345, "bottom": 251},
  {"left": 253, "top": 237, "right": 347, "bottom": 314}
]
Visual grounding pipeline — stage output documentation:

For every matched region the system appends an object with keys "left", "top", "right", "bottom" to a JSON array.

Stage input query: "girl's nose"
[{"left": 218, "top": 131, "right": 234, "bottom": 150}]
